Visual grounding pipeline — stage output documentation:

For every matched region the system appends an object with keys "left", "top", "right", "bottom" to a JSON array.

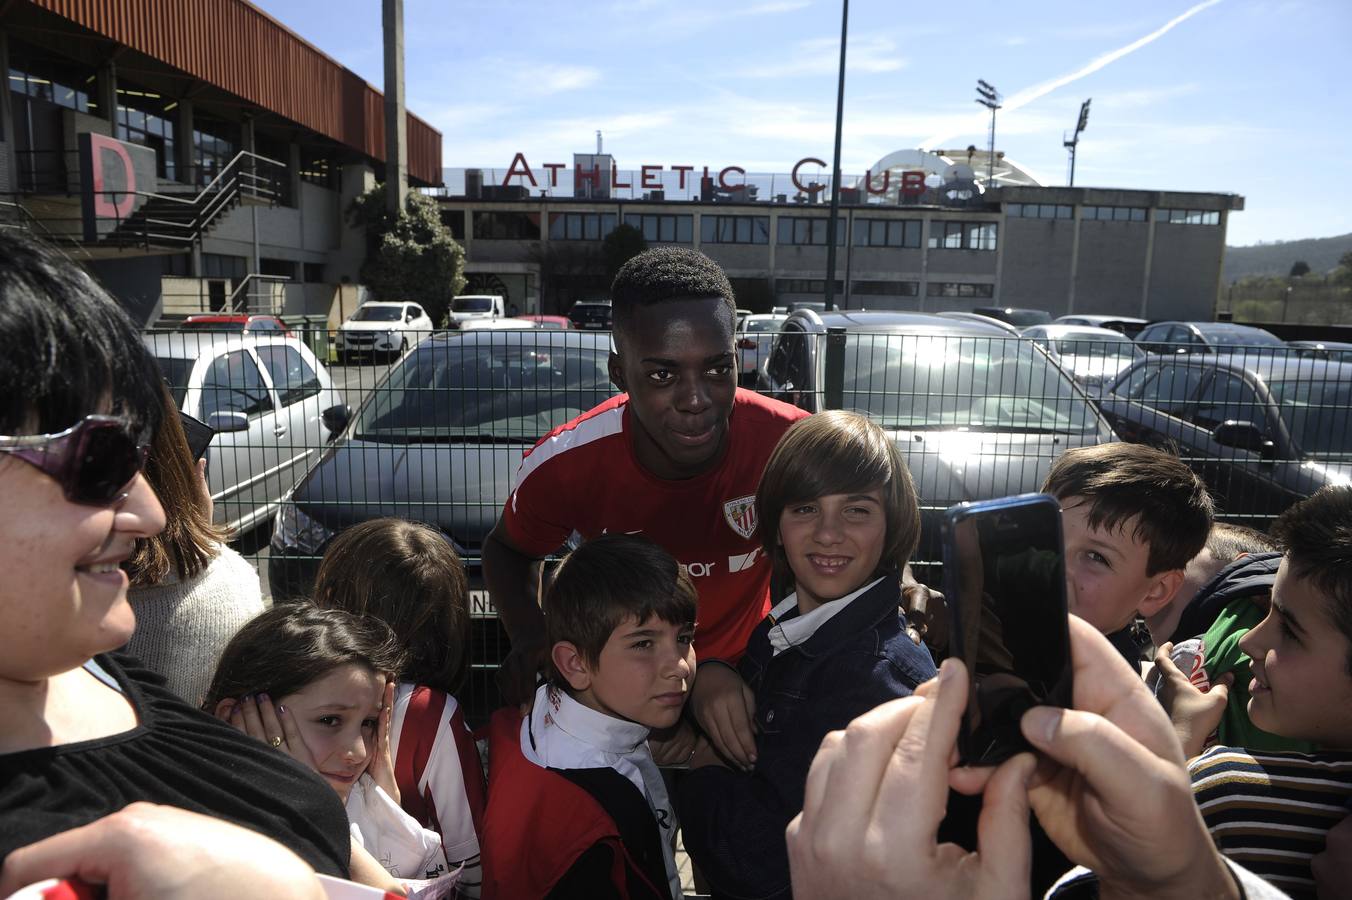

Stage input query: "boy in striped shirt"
[{"left": 1186, "top": 486, "right": 1352, "bottom": 899}]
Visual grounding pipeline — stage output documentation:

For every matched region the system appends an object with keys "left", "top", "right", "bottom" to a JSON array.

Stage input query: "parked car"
[
  {"left": 456, "top": 318, "right": 537, "bottom": 332},
  {"left": 758, "top": 309, "right": 1113, "bottom": 564},
  {"left": 1097, "top": 353, "right": 1352, "bottom": 522},
  {"left": 145, "top": 332, "right": 348, "bottom": 537},
  {"left": 568, "top": 299, "right": 613, "bottom": 330},
  {"left": 182, "top": 314, "right": 292, "bottom": 336},
  {"left": 268, "top": 329, "right": 618, "bottom": 711},
  {"left": 1054, "top": 314, "right": 1149, "bottom": 338},
  {"left": 971, "top": 306, "right": 1053, "bottom": 329},
  {"left": 514, "top": 315, "right": 573, "bottom": 330},
  {"left": 335, "top": 301, "right": 433, "bottom": 362},
  {"left": 449, "top": 294, "right": 506, "bottom": 328},
  {"left": 936, "top": 310, "right": 1021, "bottom": 335},
  {"left": 736, "top": 313, "right": 787, "bottom": 385},
  {"left": 1287, "top": 339, "right": 1352, "bottom": 363},
  {"left": 1134, "top": 320, "right": 1284, "bottom": 355},
  {"left": 1022, "top": 324, "right": 1146, "bottom": 396}
]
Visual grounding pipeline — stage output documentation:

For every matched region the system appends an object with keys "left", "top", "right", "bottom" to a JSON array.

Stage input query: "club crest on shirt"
[{"left": 723, "top": 494, "right": 757, "bottom": 540}]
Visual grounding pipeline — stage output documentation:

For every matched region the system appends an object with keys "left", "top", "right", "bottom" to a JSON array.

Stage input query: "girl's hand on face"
[
  {"left": 368, "top": 679, "right": 400, "bottom": 804},
  {"left": 227, "top": 694, "right": 320, "bottom": 773}
]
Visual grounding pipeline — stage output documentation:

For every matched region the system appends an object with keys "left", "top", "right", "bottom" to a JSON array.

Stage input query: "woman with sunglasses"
[{"left": 0, "top": 233, "right": 353, "bottom": 882}]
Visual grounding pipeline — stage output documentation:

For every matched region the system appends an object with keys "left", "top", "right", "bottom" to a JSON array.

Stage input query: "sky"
[{"left": 254, "top": 0, "right": 1352, "bottom": 246}]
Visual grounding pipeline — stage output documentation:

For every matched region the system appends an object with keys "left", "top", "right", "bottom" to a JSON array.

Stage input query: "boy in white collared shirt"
[{"left": 480, "top": 534, "right": 696, "bottom": 900}]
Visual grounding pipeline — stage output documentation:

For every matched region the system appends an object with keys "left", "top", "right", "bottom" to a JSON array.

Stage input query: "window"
[
  {"left": 928, "top": 221, "right": 998, "bottom": 251},
  {"left": 623, "top": 213, "right": 693, "bottom": 243},
  {"left": 259, "top": 258, "right": 296, "bottom": 279},
  {"left": 7, "top": 47, "right": 93, "bottom": 114},
  {"left": 298, "top": 153, "right": 338, "bottom": 190},
  {"left": 775, "top": 278, "right": 843, "bottom": 294},
  {"left": 548, "top": 212, "right": 617, "bottom": 240},
  {"left": 200, "top": 350, "right": 274, "bottom": 419},
  {"left": 439, "top": 210, "right": 466, "bottom": 240},
  {"left": 114, "top": 85, "right": 177, "bottom": 180},
  {"left": 1083, "top": 206, "right": 1147, "bottom": 222},
  {"left": 201, "top": 254, "right": 247, "bottom": 280},
  {"left": 851, "top": 281, "right": 919, "bottom": 296},
  {"left": 1115, "top": 364, "right": 1156, "bottom": 399},
  {"left": 700, "top": 215, "right": 769, "bottom": 244},
  {"left": 766, "top": 327, "right": 809, "bottom": 393},
  {"left": 1156, "top": 209, "right": 1220, "bottom": 226},
  {"left": 1140, "top": 364, "right": 1206, "bottom": 416},
  {"left": 1006, "top": 204, "right": 1072, "bottom": 220},
  {"left": 192, "top": 117, "right": 240, "bottom": 186},
  {"left": 776, "top": 217, "right": 845, "bottom": 246},
  {"left": 473, "top": 211, "right": 541, "bottom": 240},
  {"left": 852, "top": 219, "right": 921, "bottom": 248},
  {"left": 303, "top": 263, "right": 325, "bottom": 284},
  {"left": 255, "top": 345, "right": 322, "bottom": 408},
  {"left": 1190, "top": 372, "right": 1266, "bottom": 433},
  {"left": 925, "top": 282, "right": 995, "bottom": 299}
]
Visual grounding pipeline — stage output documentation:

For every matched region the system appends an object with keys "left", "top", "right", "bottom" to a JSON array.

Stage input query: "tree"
[
  {"left": 346, "top": 184, "right": 466, "bottom": 326},
  {"left": 602, "top": 224, "right": 648, "bottom": 279},
  {"left": 1289, "top": 260, "right": 1310, "bottom": 278}
]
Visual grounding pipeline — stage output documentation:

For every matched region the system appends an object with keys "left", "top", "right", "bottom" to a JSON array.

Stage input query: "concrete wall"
[
  {"left": 1072, "top": 220, "right": 1151, "bottom": 317},
  {"left": 1000, "top": 218, "right": 1076, "bottom": 310},
  {"left": 86, "top": 255, "right": 166, "bottom": 325},
  {"left": 1148, "top": 221, "right": 1226, "bottom": 320}
]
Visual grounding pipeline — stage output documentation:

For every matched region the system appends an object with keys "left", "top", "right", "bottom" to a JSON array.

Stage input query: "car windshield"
[
  {"left": 746, "top": 318, "right": 785, "bottom": 333},
  {"left": 183, "top": 320, "right": 246, "bottom": 332},
  {"left": 1053, "top": 335, "right": 1141, "bottom": 359},
  {"left": 155, "top": 357, "right": 196, "bottom": 408},
  {"left": 1005, "top": 310, "right": 1052, "bottom": 328},
  {"left": 353, "top": 306, "right": 403, "bottom": 322},
  {"left": 355, "top": 338, "right": 615, "bottom": 442},
  {"left": 1205, "top": 328, "right": 1284, "bottom": 347},
  {"left": 453, "top": 298, "right": 492, "bottom": 312},
  {"left": 841, "top": 333, "right": 1100, "bottom": 433},
  {"left": 1267, "top": 378, "right": 1352, "bottom": 458}
]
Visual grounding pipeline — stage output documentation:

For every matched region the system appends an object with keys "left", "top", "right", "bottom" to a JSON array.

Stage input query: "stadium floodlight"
[
  {"left": 1064, "top": 98, "right": 1092, "bottom": 187},
  {"left": 974, "top": 80, "right": 1001, "bottom": 187}
]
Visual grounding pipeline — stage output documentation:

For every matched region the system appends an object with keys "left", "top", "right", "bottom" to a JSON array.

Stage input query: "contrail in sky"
[{"left": 919, "top": 0, "right": 1223, "bottom": 149}]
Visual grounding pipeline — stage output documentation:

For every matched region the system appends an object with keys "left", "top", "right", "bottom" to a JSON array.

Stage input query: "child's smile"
[{"left": 779, "top": 489, "right": 888, "bottom": 614}]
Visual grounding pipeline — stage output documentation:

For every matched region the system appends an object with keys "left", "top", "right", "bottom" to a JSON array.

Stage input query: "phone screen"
[
  {"left": 179, "top": 411, "right": 215, "bottom": 462},
  {"left": 942, "top": 494, "right": 1073, "bottom": 766}
]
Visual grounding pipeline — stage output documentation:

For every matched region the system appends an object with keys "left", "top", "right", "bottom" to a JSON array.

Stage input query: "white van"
[{"left": 450, "top": 294, "right": 506, "bottom": 327}]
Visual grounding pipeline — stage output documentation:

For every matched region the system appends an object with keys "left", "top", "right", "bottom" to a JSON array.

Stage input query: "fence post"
[{"left": 823, "top": 326, "right": 847, "bottom": 410}]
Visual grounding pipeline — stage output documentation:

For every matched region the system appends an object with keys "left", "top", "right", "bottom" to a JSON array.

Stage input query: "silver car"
[
  {"left": 145, "top": 332, "right": 348, "bottom": 536},
  {"left": 1023, "top": 324, "right": 1146, "bottom": 397}
]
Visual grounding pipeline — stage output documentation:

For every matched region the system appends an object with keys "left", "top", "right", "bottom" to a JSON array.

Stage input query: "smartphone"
[
  {"left": 941, "top": 493, "right": 1073, "bottom": 766},
  {"left": 179, "top": 411, "right": 215, "bottom": 462}
]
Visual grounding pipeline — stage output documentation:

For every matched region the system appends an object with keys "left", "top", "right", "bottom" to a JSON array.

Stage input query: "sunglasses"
[{"left": 0, "top": 415, "right": 150, "bottom": 506}]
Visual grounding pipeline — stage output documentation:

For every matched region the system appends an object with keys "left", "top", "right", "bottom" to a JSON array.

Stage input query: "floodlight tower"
[
  {"left": 1064, "top": 98, "right": 1091, "bottom": 187},
  {"left": 974, "top": 79, "right": 1001, "bottom": 189}
]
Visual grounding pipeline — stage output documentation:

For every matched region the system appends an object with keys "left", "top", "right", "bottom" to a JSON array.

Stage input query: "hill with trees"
[{"left": 1223, "top": 232, "right": 1352, "bottom": 283}]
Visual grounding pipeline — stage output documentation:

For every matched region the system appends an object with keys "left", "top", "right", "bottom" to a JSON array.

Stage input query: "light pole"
[
  {"left": 824, "top": 0, "right": 848, "bottom": 312},
  {"left": 975, "top": 79, "right": 1000, "bottom": 190},
  {"left": 1064, "top": 98, "right": 1091, "bottom": 187}
]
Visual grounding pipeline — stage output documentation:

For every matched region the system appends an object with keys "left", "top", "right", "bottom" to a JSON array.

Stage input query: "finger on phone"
[
  {"left": 811, "top": 696, "right": 924, "bottom": 838},
  {"left": 975, "top": 753, "right": 1036, "bottom": 884}
]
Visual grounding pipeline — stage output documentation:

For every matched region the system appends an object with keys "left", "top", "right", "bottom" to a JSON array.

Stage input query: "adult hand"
[
  {"left": 1020, "top": 617, "right": 1239, "bottom": 900},
  {"left": 1147, "top": 641, "right": 1232, "bottom": 759},
  {"left": 194, "top": 457, "right": 214, "bottom": 520},
  {"left": 786, "top": 660, "right": 1035, "bottom": 900},
  {"left": 689, "top": 662, "right": 757, "bottom": 770},
  {"left": 497, "top": 637, "right": 547, "bottom": 710},
  {"left": 1313, "top": 811, "right": 1352, "bottom": 900},
  {"left": 0, "top": 802, "right": 324, "bottom": 900},
  {"left": 648, "top": 718, "right": 698, "bottom": 767},
  {"left": 220, "top": 694, "right": 320, "bottom": 773},
  {"left": 368, "top": 679, "right": 400, "bottom": 803},
  {"left": 901, "top": 564, "right": 948, "bottom": 651}
]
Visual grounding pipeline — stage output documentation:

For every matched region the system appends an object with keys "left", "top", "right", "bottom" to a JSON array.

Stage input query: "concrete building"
[
  {"left": 0, "top": 0, "right": 441, "bottom": 325},
  {"left": 436, "top": 149, "right": 1242, "bottom": 321}
]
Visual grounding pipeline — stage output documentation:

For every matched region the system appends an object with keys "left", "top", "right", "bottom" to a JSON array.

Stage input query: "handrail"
[
  {"left": 0, "top": 199, "right": 92, "bottom": 258},
  {"left": 227, "top": 274, "right": 291, "bottom": 312}
]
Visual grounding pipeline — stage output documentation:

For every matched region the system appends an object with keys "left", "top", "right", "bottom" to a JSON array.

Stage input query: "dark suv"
[{"left": 568, "top": 299, "right": 612, "bottom": 330}]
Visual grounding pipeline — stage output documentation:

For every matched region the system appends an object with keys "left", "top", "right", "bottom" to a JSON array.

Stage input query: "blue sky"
[{"left": 255, "top": 0, "right": 1351, "bottom": 246}]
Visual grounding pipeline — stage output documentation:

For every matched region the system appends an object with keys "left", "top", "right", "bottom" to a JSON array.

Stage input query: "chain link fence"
[{"left": 147, "top": 326, "right": 1352, "bottom": 723}]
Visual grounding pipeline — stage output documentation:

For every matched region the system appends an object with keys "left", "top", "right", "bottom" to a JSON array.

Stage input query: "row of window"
[
  {"left": 1158, "top": 209, "right": 1221, "bottom": 226},
  {"left": 1008, "top": 203, "right": 1219, "bottom": 225},
  {"left": 926, "top": 282, "right": 995, "bottom": 298},
  {"left": 1007, "top": 203, "right": 1073, "bottom": 220},
  {"left": 1083, "top": 206, "right": 1148, "bottom": 222},
  {"left": 927, "top": 222, "right": 998, "bottom": 251}
]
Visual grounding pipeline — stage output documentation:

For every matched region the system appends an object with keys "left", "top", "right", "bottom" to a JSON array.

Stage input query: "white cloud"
[{"left": 738, "top": 36, "right": 906, "bottom": 78}]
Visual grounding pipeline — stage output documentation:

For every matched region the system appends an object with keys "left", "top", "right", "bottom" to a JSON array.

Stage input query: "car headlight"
[{"left": 271, "top": 492, "right": 335, "bottom": 555}]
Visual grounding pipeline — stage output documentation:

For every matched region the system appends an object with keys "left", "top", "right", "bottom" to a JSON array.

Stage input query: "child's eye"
[
  {"left": 790, "top": 503, "right": 817, "bottom": 515},
  {"left": 361, "top": 718, "right": 379, "bottom": 730},
  {"left": 646, "top": 369, "right": 674, "bottom": 385},
  {"left": 706, "top": 364, "right": 733, "bottom": 378},
  {"left": 1084, "top": 550, "right": 1111, "bottom": 568},
  {"left": 317, "top": 715, "right": 340, "bottom": 728},
  {"left": 631, "top": 639, "right": 653, "bottom": 650},
  {"left": 1278, "top": 617, "right": 1300, "bottom": 643},
  {"left": 678, "top": 633, "right": 694, "bottom": 646}
]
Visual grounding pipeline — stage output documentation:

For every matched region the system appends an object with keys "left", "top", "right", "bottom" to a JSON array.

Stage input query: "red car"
[
  {"left": 182, "top": 314, "right": 292, "bottom": 336},
  {"left": 514, "top": 315, "right": 574, "bottom": 330}
]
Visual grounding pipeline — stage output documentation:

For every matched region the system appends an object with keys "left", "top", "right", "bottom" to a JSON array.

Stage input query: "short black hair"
[
  {"left": 1206, "top": 521, "right": 1278, "bottom": 560},
  {"left": 0, "top": 232, "right": 162, "bottom": 439},
  {"left": 609, "top": 247, "right": 736, "bottom": 340},
  {"left": 544, "top": 534, "right": 697, "bottom": 682},
  {"left": 1042, "top": 442, "right": 1213, "bottom": 575},
  {"left": 1270, "top": 486, "right": 1352, "bottom": 673}
]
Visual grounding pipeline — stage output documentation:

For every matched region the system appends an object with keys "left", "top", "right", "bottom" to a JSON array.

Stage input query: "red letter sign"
[
  {"left": 791, "top": 157, "right": 828, "bottom": 194},
  {"left": 502, "top": 153, "right": 538, "bottom": 188}
]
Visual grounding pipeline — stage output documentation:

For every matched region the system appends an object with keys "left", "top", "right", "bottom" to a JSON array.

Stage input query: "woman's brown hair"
[
  {"left": 755, "top": 411, "right": 921, "bottom": 593},
  {"left": 311, "top": 518, "right": 470, "bottom": 695},
  {"left": 125, "top": 381, "right": 227, "bottom": 585}
]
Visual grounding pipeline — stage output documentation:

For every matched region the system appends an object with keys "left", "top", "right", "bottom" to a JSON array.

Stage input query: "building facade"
[{"left": 0, "top": 0, "right": 441, "bottom": 325}]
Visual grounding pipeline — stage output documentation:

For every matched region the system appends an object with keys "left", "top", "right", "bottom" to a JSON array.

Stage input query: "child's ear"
[
  {"left": 1138, "top": 568, "right": 1187, "bottom": 618},
  {"left": 211, "top": 698, "right": 237, "bottom": 722},
  {"left": 551, "top": 641, "right": 593, "bottom": 693}
]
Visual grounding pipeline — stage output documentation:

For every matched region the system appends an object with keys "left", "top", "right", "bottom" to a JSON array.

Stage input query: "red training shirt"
[{"left": 501, "top": 388, "right": 808, "bottom": 663}]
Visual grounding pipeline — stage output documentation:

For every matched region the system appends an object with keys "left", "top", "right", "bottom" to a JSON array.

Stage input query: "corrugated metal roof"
[{"left": 25, "top": 0, "right": 442, "bottom": 185}]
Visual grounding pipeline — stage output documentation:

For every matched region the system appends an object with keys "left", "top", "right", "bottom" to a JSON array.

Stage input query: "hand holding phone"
[{"left": 941, "top": 493, "right": 1073, "bottom": 766}]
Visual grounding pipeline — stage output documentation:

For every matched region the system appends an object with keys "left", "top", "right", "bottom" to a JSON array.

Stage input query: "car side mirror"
[
  {"left": 322, "top": 404, "right": 352, "bottom": 438},
  {"left": 1212, "top": 420, "right": 1276, "bottom": 460},
  {"left": 206, "top": 411, "right": 249, "bottom": 433}
]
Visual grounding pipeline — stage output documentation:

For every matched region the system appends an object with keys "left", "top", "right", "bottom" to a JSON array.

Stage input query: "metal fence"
[{"left": 148, "top": 327, "right": 1352, "bottom": 723}]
